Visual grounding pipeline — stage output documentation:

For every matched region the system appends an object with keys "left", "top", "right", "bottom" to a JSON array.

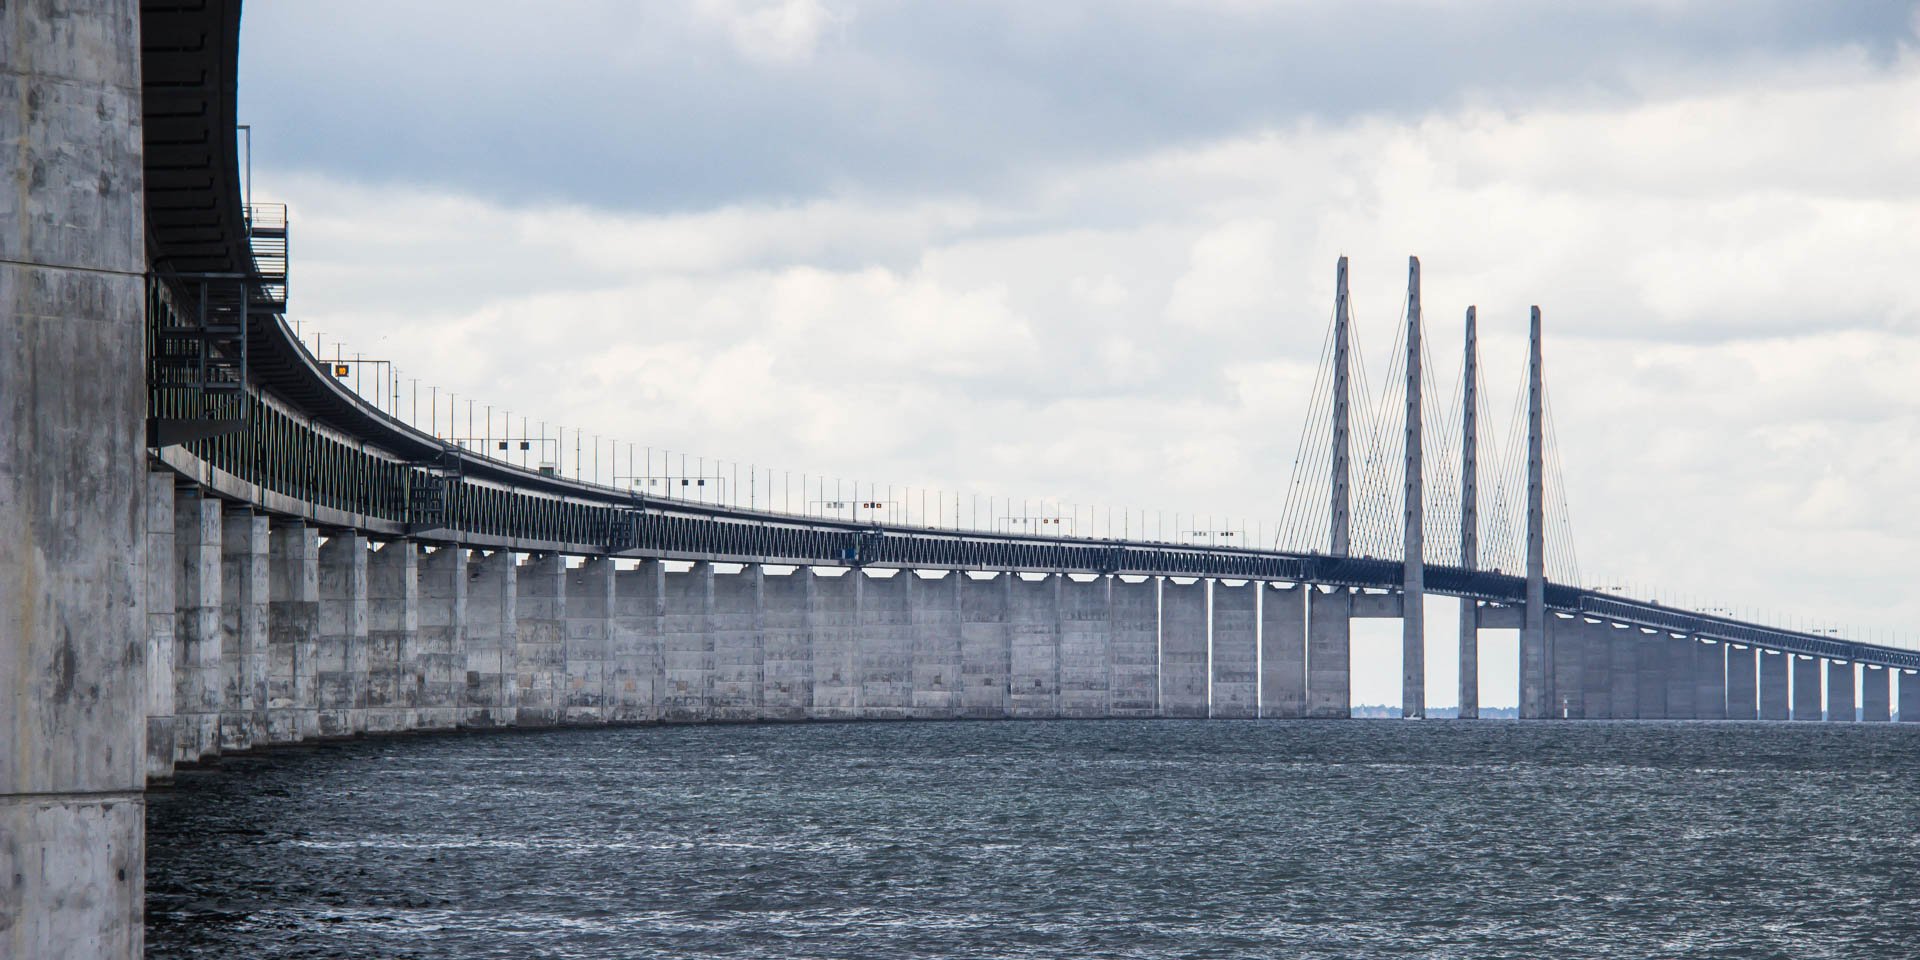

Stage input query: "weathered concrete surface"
[
  {"left": 174, "top": 489, "right": 222, "bottom": 760},
  {"left": 1261, "top": 583, "right": 1306, "bottom": 718},
  {"left": 1580, "top": 620, "right": 1611, "bottom": 719},
  {"left": 1792, "top": 656, "right": 1823, "bottom": 721},
  {"left": 1759, "top": 650, "right": 1790, "bottom": 721},
  {"left": 1635, "top": 632, "right": 1667, "bottom": 720},
  {"left": 462, "top": 551, "right": 517, "bottom": 727},
  {"left": 1608, "top": 626, "right": 1638, "bottom": 719},
  {"left": 1008, "top": 574, "right": 1060, "bottom": 719},
  {"left": 909, "top": 571, "right": 962, "bottom": 719},
  {"left": 1307, "top": 587, "right": 1350, "bottom": 718},
  {"left": 712, "top": 565, "right": 764, "bottom": 721},
  {"left": 1058, "top": 575, "right": 1111, "bottom": 719},
  {"left": 0, "top": 2, "right": 148, "bottom": 951},
  {"left": 1861, "top": 666, "right": 1890, "bottom": 723},
  {"left": 1457, "top": 598, "right": 1478, "bottom": 719},
  {"left": 219, "top": 509, "right": 270, "bottom": 749},
  {"left": 1900, "top": 670, "right": 1919, "bottom": 723},
  {"left": 959, "top": 573, "right": 1010, "bottom": 719},
  {"left": 758, "top": 567, "right": 810, "bottom": 721},
  {"left": 365, "top": 541, "right": 420, "bottom": 734},
  {"left": 1826, "top": 660, "right": 1855, "bottom": 722},
  {"left": 809, "top": 569, "right": 859, "bottom": 719},
  {"left": 1550, "top": 616, "right": 1582, "bottom": 718},
  {"left": 1695, "top": 641, "right": 1726, "bottom": 721},
  {"left": 514, "top": 555, "right": 565, "bottom": 726},
  {"left": 266, "top": 522, "right": 319, "bottom": 742},
  {"left": 315, "top": 535, "right": 369, "bottom": 737},
  {"left": 1107, "top": 577, "right": 1158, "bottom": 717},
  {"left": 610, "top": 562, "right": 664, "bottom": 722},
  {"left": 415, "top": 546, "right": 464, "bottom": 731},
  {"left": 1665, "top": 637, "right": 1697, "bottom": 720},
  {"left": 1159, "top": 579, "right": 1208, "bottom": 717},
  {"left": 1725, "top": 645, "right": 1757, "bottom": 721},
  {"left": 859, "top": 570, "right": 913, "bottom": 719},
  {"left": 1519, "top": 600, "right": 1549, "bottom": 720},
  {"left": 144, "top": 473, "right": 177, "bottom": 780},
  {"left": 663, "top": 562, "right": 716, "bottom": 722},
  {"left": 565, "top": 558, "right": 614, "bottom": 724},
  {"left": 1210, "top": 581, "right": 1257, "bottom": 718}
]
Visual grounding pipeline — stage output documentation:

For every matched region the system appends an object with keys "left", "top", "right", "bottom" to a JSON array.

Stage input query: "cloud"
[{"left": 692, "top": 0, "right": 839, "bottom": 64}]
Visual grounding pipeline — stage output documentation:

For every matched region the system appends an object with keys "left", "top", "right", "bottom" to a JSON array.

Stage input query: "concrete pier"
[
  {"left": 611, "top": 561, "right": 664, "bottom": 722},
  {"left": 365, "top": 541, "right": 420, "bottom": 734},
  {"left": 1211, "top": 581, "right": 1258, "bottom": 718},
  {"left": 1059, "top": 576, "right": 1112, "bottom": 718},
  {"left": 1666, "top": 637, "right": 1697, "bottom": 720},
  {"left": 267, "top": 523, "right": 320, "bottom": 742},
  {"left": 1759, "top": 650, "right": 1789, "bottom": 721},
  {"left": 1550, "top": 616, "right": 1582, "bottom": 718},
  {"left": 1900, "top": 670, "right": 1919, "bottom": 722},
  {"left": 1861, "top": 666, "right": 1890, "bottom": 722},
  {"left": 1636, "top": 632, "right": 1668, "bottom": 719},
  {"left": 175, "top": 490, "right": 223, "bottom": 760},
  {"left": 416, "top": 546, "right": 465, "bottom": 731},
  {"left": 1108, "top": 577, "right": 1159, "bottom": 717},
  {"left": 809, "top": 568, "right": 859, "bottom": 719},
  {"left": 1695, "top": 641, "right": 1726, "bottom": 721},
  {"left": 1608, "top": 626, "right": 1638, "bottom": 719},
  {"left": 463, "top": 551, "right": 518, "bottom": 726},
  {"left": 712, "top": 565, "right": 764, "bottom": 721},
  {"left": 218, "top": 509, "right": 270, "bottom": 750},
  {"left": 664, "top": 562, "right": 717, "bottom": 722},
  {"left": 1008, "top": 574, "right": 1060, "bottom": 718},
  {"left": 514, "top": 555, "right": 566, "bottom": 725},
  {"left": 1826, "top": 661, "right": 1855, "bottom": 722},
  {"left": 910, "top": 572, "right": 964, "bottom": 719},
  {"left": 1725, "top": 645, "right": 1757, "bottom": 721},
  {"left": 959, "top": 573, "right": 1011, "bottom": 719},
  {"left": 1160, "top": 579, "right": 1209, "bottom": 717},
  {"left": 144, "top": 474, "right": 178, "bottom": 780},
  {"left": 759, "top": 567, "right": 811, "bottom": 720},
  {"left": 1307, "top": 587, "right": 1351, "bottom": 718},
  {"left": 566, "top": 558, "right": 615, "bottom": 723},
  {"left": 1261, "top": 584, "right": 1307, "bottom": 718},
  {"left": 1580, "top": 621, "right": 1611, "bottom": 719},
  {"left": 1792, "top": 656, "right": 1823, "bottom": 720},
  {"left": 315, "top": 534, "right": 369, "bottom": 738},
  {"left": 860, "top": 570, "right": 914, "bottom": 719}
]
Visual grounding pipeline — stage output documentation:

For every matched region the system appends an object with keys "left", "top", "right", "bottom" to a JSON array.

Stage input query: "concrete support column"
[
  {"left": 174, "top": 490, "right": 223, "bottom": 760},
  {"left": 1608, "top": 626, "right": 1638, "bottom": 719},
  {"left": 1260, "top": 583, "right": 1307, "bottom": 718},
  {"left": 712, "top": 564, "right": 765, "bottom": 721},
  {"left": 1212, "top": 580, "right": 1258, "bottom": 718},
  {"left": 1695, "top": 641, "right": 1726, "bottom": 721},
  {"left": 1, "top": 0, "right": 147, "bottom": 949},
  {"left": 461, "top": 551, "right": 517, "bottom": 727},
  {"left": 145, "top": 472, "right": 178, "bottom": 780},
  {"left": 219, "top": 508, "right": 270, "bottom": 750},
  {"left": 1861, "top": 666, "right": 1890, "bottom": 722},
  {"left": 1665, "top": 637, "right": 1697, "bottom": 720},
  {"left": 808, "top": 568, "right": 859, "bottom": 719},
  {"left": 1791, "top": 656, "right": 1823, "bottom": 721},
  {"left": 564, "top": 558, "right": 614, "bottom": 724},
  {"left": 909, "top": 571, "right": 963, "bottom": 719},
  {"left": 611, "top": 561, "right": 665, "bottom": 722},
  {"left": 1899, "top": 670, "right": 1920, "bottom": 722},
  {"left": 760, "top": 566, "right": 811, "bottom": 721},
  {"left": 266, "top": 522, "right": 319, "bottom": 743},
  {"left": 514, "top": 554, "right": 565, "bottom": 726},
  {"left": 1635, "top": 631, "right": 1668, "bottom": 719},
  {"left": 1759, "top": 650, "right": 1790, "bottom": 721},
  {"left": 1307, "top": 586, "right": 1351, "bottom": 719},
  {"left": 1159, "top": 578, "right": 1209, "bottom": 717},
  {"left": 1826, "top": 660, "right": 1855, "bottom": 722},
  {"left": 1580, "top": 621, "right": 1611, "bottom": 719},
  {"left": 1550, "top": 616, "right": 1582, "bottom": 718},
  {"left": 1108, "top": 576, "right": 1159, "bottom": 717},
  {"left": 859, "top": 570, "right": 914, "bottom": 719},
  {"left": 1060, "top": 575, "right": 1113, "bottom": 718},
  {"left": 959, "top": 572, "right": 1011, "bottom": 719},
  {"left": 366, "top": 540, "right": 420, "bottom": 733},
  {"left": 1009, "top": 574, "right": 1061, "bottom": 718},
  {"left": 415, "top": 546, "right": 466, "bottom": 731},
  {"left": 663, "top": 561, "right": 717, "bottom": 722},
  {"left": 1725, "top": 645, "right": 1757, "bottom": 721},
  {"left": 316, "top": 534, "right": 370, "bottom": 737}
]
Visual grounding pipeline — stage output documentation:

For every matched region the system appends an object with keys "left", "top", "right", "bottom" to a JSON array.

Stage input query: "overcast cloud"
[{"left": 240, "top": 1, "right": 1920, "bottom": 708}]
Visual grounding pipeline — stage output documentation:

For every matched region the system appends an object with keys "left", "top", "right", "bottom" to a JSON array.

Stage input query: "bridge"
[{"left": 4, "top": 1, "right": 1917, "bottom": 956}]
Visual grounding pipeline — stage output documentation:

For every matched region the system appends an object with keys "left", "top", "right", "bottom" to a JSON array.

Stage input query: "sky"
[{"left": 238, "top": 1, "right": 1920, "bottom": 709}]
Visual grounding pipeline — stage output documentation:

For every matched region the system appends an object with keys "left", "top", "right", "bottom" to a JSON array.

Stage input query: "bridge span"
[{"left": 3, "top": 1, "right": 1917, "bottom": 956}]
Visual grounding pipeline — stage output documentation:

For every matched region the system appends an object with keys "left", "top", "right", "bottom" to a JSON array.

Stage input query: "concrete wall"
[
  {"left": 1580, "top": 620, "right": 1611, "bottom": 719},
  {"left": 415, "top": 546, "right": 464, "bottom": 731},
  {"left": 1058, "top": 576, "right": 1111, "bottom": 719},
  {"left": 1666, "top": 637, "right": 1697, "bottom": 720},
  {"left": 315, "top": 534, "right": 369, "bottom": 737},
  {"left": 267, "top": 523, "right": 319, "bottom": 742},
  {"left": 1695, "top": 641, "right": 1726, "bottom": 721},
  {"left": 859, "top": 571, "right": 913, "bottom": 719},
  {"left": 1211, "top": 581, "right": 1258, "bottom": 718},
  {"left": 1726, "top": 645, "right": 1757, "bottom": 721},
  {"left": 365, "top": 541, "right": 420, "bottom": 734},
  {"left": 1159, "top": 579, "right": 1208, "bottom": 717},
  {"left": 910, "top": 572, "right": 963, "bottom": 719},
  {"left": 610, "top": 562, "right": 664, "bottom": 722},
  {"left": 711, "top": 566, "right": 764, "bottom": 721},
  {"left": 1759, "top": 650, "right": 1790, "bottom": 721},
  {"left": 1307, "top": 587, "right": 1351, "bottom": 718},
  {"left": 1900, "top": 670, "right": 1920, "bottom": 723},
  {"left": 1826, "top": 661, "right": 1855, "bottom": 722},
  {"left": 514, "top": 555, "right": 565, "bottom": 726},
  {"left": 1635, "top": 632, "right": 1668, "bottom": 720},
  {"left": 218, "top": 509, "right": 270, "bottom": 750},
  {"left": 663, "top": 562, "right": 716, "bottom": 722},
  {"left": 565, "top": 559, "right": 614, "bottom": 724},
  {"left": 759, "top": 568, "right": 811, "bottom": 720},
  {"left": 1108, "top": 577, "right": 1159, "bottom": 717},
  {"left": 1550, "top": 616, "right": 1582, "bottom": 718},
  {"left": 959, "top": 573, "right": 1011, "bottom": 719},
  {"left": 1607, "top": 626, "right": 1638, "bottom": 719},
  {"left": 1261, "top": 584, "right": 1306, "bottom": 718},
  {"left": 463, "top": 551, "right": 517, "bottom": 726},
  {"left": 1861, "top": 666, "right": 1890, "bottom": 723},
  {"left": 1792, "top": 656, "right": 1823, "bottom": 720},
  {"left": 1008, "top": 574, "right": 1061, "bottom": 719}
]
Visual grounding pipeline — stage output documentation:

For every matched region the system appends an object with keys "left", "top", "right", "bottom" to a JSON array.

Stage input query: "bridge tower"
[
  {"left": 1402, "top": 258, "right": 1425, "bottom": 718},
  {"left": 1520, "top": 307, "right": 1550, "bottom": 718},
  {"left": 1308, "top": 257, "right": 1355, "bottom": 718},
  {"left": 1457, "top": 307, "right": 1479, "bottom": 719}
]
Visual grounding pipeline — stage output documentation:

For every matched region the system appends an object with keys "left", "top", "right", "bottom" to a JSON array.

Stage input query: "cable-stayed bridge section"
[{"left": 3, "top": 2, "right": 1917, "bottom": 953}]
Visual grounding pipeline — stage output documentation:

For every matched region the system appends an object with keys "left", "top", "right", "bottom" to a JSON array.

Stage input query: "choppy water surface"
[{"left": 148, "top": 720, "right": 1920, "bottom": 958}]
